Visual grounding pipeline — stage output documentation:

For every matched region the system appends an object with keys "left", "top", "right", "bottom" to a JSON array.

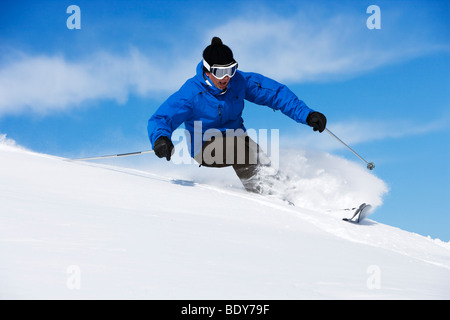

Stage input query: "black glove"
[
  {"left": 153, "top": 136, "right": 174, "bottom": 161},
  {"left": 306, "top": 111, "right": 327, "bottom": 133}
]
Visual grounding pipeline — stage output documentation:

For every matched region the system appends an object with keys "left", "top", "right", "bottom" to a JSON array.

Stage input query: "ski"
[{"left": 342, "top": 203, "right": 372, "bottom": 223}]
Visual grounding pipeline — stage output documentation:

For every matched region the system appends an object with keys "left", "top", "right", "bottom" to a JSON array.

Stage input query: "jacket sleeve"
[
  {"left": 241, "top": 71, "right": 313, "bottom": 124},
  {"left": 147, "top": 85, "right": 193, "bottom": 148}
]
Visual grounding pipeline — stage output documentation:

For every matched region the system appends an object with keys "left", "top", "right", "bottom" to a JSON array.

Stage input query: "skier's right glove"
[
  {"left": 153, "top": 136, "right": 174, "bottom": 161},
  {"left": 306, "top": 111, "right": 327, "bottom": 133}
]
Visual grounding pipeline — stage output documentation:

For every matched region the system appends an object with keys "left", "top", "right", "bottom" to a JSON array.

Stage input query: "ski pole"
[
  {"left": 67, "top": 150, "right": 154, "bottom": 161},
  {"left": 325, "top": 128, "right": 375, "bottom": 170}
]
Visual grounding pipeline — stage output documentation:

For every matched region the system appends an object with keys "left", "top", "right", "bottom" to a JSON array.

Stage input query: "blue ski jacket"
[{"left": 148, "top": 61, "right": 314, "bottom": 157}]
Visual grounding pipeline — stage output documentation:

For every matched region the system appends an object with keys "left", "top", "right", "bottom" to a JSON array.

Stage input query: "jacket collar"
[{"left": 195, "top": 61, "right": 228, "bottom": 96}]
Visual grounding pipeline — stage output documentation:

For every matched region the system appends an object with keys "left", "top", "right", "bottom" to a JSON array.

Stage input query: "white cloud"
[
  {"left": 327, "top": 118, "right": 448, "bottom": 144},
  {"left": 0, "top": 3, "right": 447, "bottom": 117},
  {"left": 207, "top": 7, "right": 448, "bottom": 83},
  {"left": 0, "top": 49, "right": 196, "bottom": 116},
  {"left": 283, "top": 118, "right": 449, "bottom": 151}
]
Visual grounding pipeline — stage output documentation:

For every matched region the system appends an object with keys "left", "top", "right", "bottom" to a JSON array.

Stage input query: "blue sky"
[{"left": 0, "top": 0, "right": 449, "bottom": 241}]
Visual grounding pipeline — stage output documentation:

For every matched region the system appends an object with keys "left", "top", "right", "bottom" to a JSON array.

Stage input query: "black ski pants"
[{"left": 193, "top": 134, "right": 266, "bottom": 193}]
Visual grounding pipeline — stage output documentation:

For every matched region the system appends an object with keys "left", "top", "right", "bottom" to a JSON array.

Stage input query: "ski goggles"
[{"left": 203, "top": 60, "right": 238, "bottom": 80}]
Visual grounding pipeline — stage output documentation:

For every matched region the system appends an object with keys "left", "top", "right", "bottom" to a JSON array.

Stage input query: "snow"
[{"left": 1, "top": 138, "right": 449, "bottom": 299}]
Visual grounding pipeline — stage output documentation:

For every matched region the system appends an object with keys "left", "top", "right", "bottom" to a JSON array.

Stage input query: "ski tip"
[{"left": 343, "top": 203, "right": 373, "bottom": 224}]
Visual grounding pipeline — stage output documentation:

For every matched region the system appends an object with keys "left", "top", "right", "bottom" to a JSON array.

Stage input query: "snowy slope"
[{"left": 1, "top": 139, "right": 449, "bottom": 299}]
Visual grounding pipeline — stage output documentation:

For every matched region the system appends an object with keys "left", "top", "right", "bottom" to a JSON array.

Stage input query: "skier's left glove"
[{"left": 306, "top": 111, "right": 327, "bottom": 133}]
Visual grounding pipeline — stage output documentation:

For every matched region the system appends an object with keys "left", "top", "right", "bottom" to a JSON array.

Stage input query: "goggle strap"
[
  {"left": 203, "top": 60, "right": 237, "bottom": 70},
  {"left": 203, "top": 59, "right": 211, "bottom": 71}
]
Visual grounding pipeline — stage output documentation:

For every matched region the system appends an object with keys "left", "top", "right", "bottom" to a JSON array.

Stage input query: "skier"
[{"left": 147, "top": 37, "right": 327, "bottom": 194}]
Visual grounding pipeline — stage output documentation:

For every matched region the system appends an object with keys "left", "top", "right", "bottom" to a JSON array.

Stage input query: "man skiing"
[{"left": 147, "top": 37, "right": 327, "bottom": 194}]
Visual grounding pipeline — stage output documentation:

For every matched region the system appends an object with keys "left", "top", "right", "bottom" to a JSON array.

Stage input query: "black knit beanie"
[{"left": 203, "top": 37, "right": 235, "bottom": 67}]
